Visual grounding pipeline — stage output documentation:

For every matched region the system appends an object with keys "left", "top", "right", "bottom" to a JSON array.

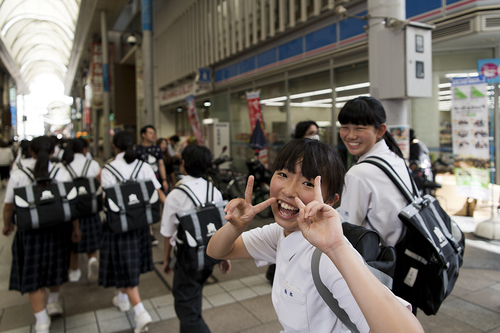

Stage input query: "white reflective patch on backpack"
[
  {"left": 15, "top": 195, "right": 29, "bottom": 207},
  {"left": 67, "top": 187, "right": 78, "bottom": 200}
]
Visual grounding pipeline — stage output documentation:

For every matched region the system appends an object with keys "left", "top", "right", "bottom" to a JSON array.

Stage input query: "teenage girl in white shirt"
[{"left": 337, "top": 97, "right": 412, "bottom": 247}]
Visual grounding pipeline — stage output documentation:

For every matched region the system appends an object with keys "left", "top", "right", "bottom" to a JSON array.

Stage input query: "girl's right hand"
[{"left": 224, "top": 176, "right": 276, "bottom": 232}]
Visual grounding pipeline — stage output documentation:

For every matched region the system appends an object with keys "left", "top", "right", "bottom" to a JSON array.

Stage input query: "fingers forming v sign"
[
  {"left": 294, "top": 176, "right": 343, "bottom": 253},
  {"left": 224, "top": 175, "right": 276, "bottom": 232}
]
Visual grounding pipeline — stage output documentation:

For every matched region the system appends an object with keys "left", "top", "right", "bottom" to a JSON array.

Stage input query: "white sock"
[
  {"left": 34, "top": 309, "right": 49, "bottom": 324},
  {"left": 133, "top": 302, "right": 146, "bottom": 316},
  {"left": 47, "top": 292, "right": 59, "bottom": 304},
  {"left": 118, "top": 291, "right": 129, "bottom": 303}
]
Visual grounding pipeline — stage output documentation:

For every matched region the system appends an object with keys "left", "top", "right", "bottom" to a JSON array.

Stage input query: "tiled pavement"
[{"left": 2, "top": 189, "right": 500, "bottom": 332}]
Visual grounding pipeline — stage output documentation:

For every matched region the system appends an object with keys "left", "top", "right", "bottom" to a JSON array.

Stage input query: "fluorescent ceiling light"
[
  {"left": 262, "top": 102, "right": 285, "bottom": 106},
  {"left": 438, "top": 90, "right": 451, "bottom": 95},
  {"left": 290, "top": 88, "right": 332, "bottom": 99},
  {"left": 260, "top": 96, "right": 287, "bottom": 103},
  {"left": 335, "top": 93, "right": 370, "bottom": 102},
  {"left": 445, "top": 72, "right": 478, "bottom": 78},
  {"left": 335, "top": 82, "right": 370, "bottom": 92},
  {"left": 438, "top": 83, "right": 451, "bottom": 88},
  {"left": 202, "top": 118, "right": 215, "bottom": 124},
  {"left": 290, "top": 103, "right": 332, "bottom": 108}
]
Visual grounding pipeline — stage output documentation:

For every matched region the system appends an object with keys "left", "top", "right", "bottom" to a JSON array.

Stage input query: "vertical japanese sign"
[
  {"left": 451, "top": 76, "right": 489, "bottom": 200},
  {"left": 90, "top": 42, "right": 114, "bottom": 108},
  {"left": 246, "top": 90, "right": 269, "bottom": 168},
  {"left": 185, "top": 95, "right": 204, "bottom": 145}
]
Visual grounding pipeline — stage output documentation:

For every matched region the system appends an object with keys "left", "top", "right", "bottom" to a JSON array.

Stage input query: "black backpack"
[
  {"left": 360, "top": 156, "right": 465, "bottom": 315},
  {"left": 312, "top": 222, "right": 396, "bottom": 333},
  {"left": 14, "top": 166, "right": 79, "bottom": 231},
  {"left": 64, "top": 159, "right": 103, "bottom": 217},
  {"left": 103, "top": 161, "right": 161, "bottom": 233},
  {"left": 174, "top": 181, "right": 228, "bottom": 272}
]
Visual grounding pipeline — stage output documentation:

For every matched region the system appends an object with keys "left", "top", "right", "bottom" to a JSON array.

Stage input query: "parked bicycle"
[
  {"left": 205, "top": 147, "right": 246, "bottom": 200},
  {"left": 246, "top": 156, "right": 273, "bottom": 218}
]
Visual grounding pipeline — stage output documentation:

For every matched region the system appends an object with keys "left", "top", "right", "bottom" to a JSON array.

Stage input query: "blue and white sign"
[
  {"left": 197, "top": 68, "right": 211, "bottom": 83},
  {"left": 478, "top": 58, "right": 500, "bottom": 83}
]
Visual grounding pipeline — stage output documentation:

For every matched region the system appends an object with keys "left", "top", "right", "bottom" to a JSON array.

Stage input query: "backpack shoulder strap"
[
  {"left": 49, "top": 165, "right": 60, "bottom": 179},
  {"left": 311, "top": 248, "right": 360, "bottom": 333},
  {"left": 205, "top": 180, "right": 214, "bottom": 203},
  {"left": 19, "top": 166, "right": 35, "bottom": 182},
  {"left": 82, "top": 158, "right": 92, "bottom": 177},
  {"left": 130, "top": 160, "right": 144, "bottom": 181},
  {"left": 103, "top": 164, "right": 125, "bottom": 182},
  {"left": 360, "top": 156, "right": 415, "bottom": 203},
  {"left": 16, "top": 160, "right": 23, "bottom": 170},
  {"left": 63, "top": 163, "right": 78, "bottom": 179},
  {"left": 176, "top": 183, "right": 203, "bottom": 206}
]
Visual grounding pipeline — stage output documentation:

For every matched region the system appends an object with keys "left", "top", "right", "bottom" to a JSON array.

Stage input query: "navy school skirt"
[
  {"left": 98, "top": 223, "right": 153, "bottom": 288},
  {"left": 10, "top": 223, "right": 73, "bottom": 294},
  {"left": 72, "top": 213, "right": 103, "bottom": 253}
]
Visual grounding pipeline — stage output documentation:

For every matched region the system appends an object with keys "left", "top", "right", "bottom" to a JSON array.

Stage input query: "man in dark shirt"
[{"left": 136, "top": 125, "right": 169, "bottom": 246}]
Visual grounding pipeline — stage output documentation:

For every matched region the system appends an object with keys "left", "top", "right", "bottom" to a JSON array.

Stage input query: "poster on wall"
[
  {"left": 246, "top": 90, "right": 269, "bottom": 168},
  {"left": 451, "top": 76, "right": 489, "bottom": 200},
  {"left": 185, "top": 95, "right": 204, "bottom": 145},
  {"left": 388, "top": 125, "right": 410, "bottom": 159}
]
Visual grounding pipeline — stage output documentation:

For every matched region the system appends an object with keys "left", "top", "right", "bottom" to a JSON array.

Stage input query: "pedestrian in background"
[{"left": 0, "top": 140, "right": 14, "bottom": 187}]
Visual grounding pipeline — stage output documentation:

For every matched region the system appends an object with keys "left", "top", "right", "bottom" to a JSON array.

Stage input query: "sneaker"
[
  {"left": 46, "top": 302, "right": 63, "bottom": 317},
  {"left": 87, "top": 257, "right": 99, "bottom": 280},
  {"left": 150, "top": 234, "right": 159, "bottom": 246},
  {"left": 134, "top": 310, "right": 152, "bottom": 333},
  {"left": 68, "top": 268, "right": 81, "bottom": 283},
  {"left": 112, "top": 295, "right": 131, "bottom": 312},
  {"left": 34, "top": 318, "right": 51, "bottom": 333}
]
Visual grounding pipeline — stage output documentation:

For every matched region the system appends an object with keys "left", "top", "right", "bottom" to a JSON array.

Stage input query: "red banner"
[
  {"left": 185, "top": 95, "right": 204, "bottom": 145},
  {"left": 245, "top": 90, "right": 265, "bottom": 136}
]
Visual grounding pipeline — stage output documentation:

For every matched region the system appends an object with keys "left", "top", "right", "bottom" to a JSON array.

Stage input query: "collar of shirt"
[
  {"left": 115, "top": 152, "right": 126, "bottom": 161},
  {"left": 279, "top": 230, "right": 307, "bottom": 262},
  {"left": 358, "top": 139, "right": 390, "bottom": 162},
  {"left": 180, "top": 175, "right": 203, "bottom": 185}
]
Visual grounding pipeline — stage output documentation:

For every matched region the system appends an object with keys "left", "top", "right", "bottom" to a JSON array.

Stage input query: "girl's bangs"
[{"left": 338, "top": 99, "right": 375, "bottom": 126}]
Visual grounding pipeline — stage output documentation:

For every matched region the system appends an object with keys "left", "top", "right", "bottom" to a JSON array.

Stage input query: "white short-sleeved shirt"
[
  {"left": 339, "top": 140, "right": 412, "bottom": 246},
  {"left": 100, "top": 152, "right": 161, "bottom": 189},
  {"left": 67, "top": 153, "right": 101, "bottom": 178},
  {"left": 242, "top": 223, "right": 370, "bottom": 333},
  {"left": 160, "top": 175, "right": 223, "bottom": 245},
  {"left": 11, "top": 157, "right": 34, "bottom": 171},
  {"left": 0, "top": 147, "right": 14, "bottom": 166},
  {"left": 4, "top": 159, "right": 73, "bottom": 204}
]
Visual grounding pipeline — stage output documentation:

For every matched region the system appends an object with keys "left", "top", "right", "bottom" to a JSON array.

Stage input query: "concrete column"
[
  {"left": 101, "top": 11, "right": 111, "bottom": 159},
  {"left": 368, "top": 0, "right": 409, "bottom": 127},
  {"left": 142, "top": 0, "right": 154, "bottom": 126}
]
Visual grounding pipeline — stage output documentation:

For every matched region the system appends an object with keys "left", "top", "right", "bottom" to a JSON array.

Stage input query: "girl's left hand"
[
  {"left": 295, "top": 176, "right": 345, "bottom": 254},
  {"left": 2, "top": 223, "right": 15, "bottom": 236}
]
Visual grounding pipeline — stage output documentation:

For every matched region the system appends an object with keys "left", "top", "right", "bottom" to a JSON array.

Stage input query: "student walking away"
[
  {"left": 157, "top": 137, "right": 177, "bottom": 190},
  {"left": 136, "top": 125, "right": 169, "bottom": 246},
  {"left": 62, "top": 138, "right": 102, "bottom": 282},
  {"left": 12, "top": 140, "right": 33, "bottom": 171},
  {"left": 337, "top": 97, "right": 412, "bottom": 248},
  {"left": 160, "top": 144, "right": 231, "bottom": 333},
  {"left": 2, "top": 136, "right": 81, "bottom": 333},
  {"left": 0, "top": 140, "right": 14, "bottom": 187},
  {"left": 207, "top": 139, "right": 423, "bottom": 333},
  {"left": 99, "top": 130, "right": 166, "bottom": 333}
]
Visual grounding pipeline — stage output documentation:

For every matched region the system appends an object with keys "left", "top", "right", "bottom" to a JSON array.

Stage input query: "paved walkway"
[{"left": 1, "top": 186, "right": 500, "bottom": 332}]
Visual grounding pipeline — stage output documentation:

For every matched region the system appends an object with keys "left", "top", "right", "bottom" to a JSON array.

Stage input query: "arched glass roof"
[{"left": 0, "top": 0, "right": 80, "bottom": 86}]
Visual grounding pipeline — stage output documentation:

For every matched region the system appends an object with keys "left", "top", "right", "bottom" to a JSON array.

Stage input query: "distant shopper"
[
  {"left": 11, "top": 140, "right": 32, "bottom": 171},
  {"left": 161, "top": 144, "right": 231, "bottom": 333},
  {"left": 2, "top": 136, "right": 81, "bottom": 333},
  {"left": 294, "top": 120, "right": 319, "bottom": 140},
  {"left": 409, "top": 129, "right": 434, "bottom": 188},
  {"left": 0, "top": 141, "right": 14, "bottom": 187},
  {"left": 99, "top": 130, "right": 166, "bottom": 333}
]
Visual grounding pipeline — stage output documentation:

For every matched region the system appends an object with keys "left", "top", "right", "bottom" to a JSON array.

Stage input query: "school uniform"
[
  {"left": 5, "top": 160, "right": 74, "bottom": 294},
  {"left": 338, "top": 140, "right": 412, "bottom": 246},
  {"left": 99, "top": 152, "right": 161, "bottom": 288},
  {"left": 67, "top": 153, "right": 102, "bottom": 253},
  {"left": 160, "top": 176, "right": 223, "bottom": 333},
  {"left": 242, "top": 223, "right": 370, "bottom": 333}
]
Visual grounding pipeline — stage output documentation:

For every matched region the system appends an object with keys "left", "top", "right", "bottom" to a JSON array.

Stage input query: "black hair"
[
  {"left": 338, "top": 97, "right": 403, "bottom": 158},
  {"left": 19, "top": 140, "right": 31, "bottom": 158},
  {"left": 113, "top": 131, "right": 137, "bottom": 164},
  {"left": 181, "top": 144, "right": 212, "bottom": 178},
  {"left": 62, "top": 138, "right": 85, "bottom": 164},
  {"left": 294, "top": 121, "right": 319, "bottom": 139},
  {"left": 169, "top": 134, "right": 180, "bottom": 143},
  {"left": 140, "top": 125, "right": 156, "bottom": 135},
  {"left": 30, "top": 136, "right": 55, "bottom": 179},
  {"left": 156, "top": 138, "right": 167, "bottom": 147},
  {"left": 272, "top": 139, "right": 345, "bottom": 203}
]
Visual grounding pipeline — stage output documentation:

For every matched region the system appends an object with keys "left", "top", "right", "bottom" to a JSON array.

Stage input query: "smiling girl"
[
  {"left": 337, "top": 97, "right": 412, "bottom": 247},
  {"left": 207, "top": 139, "right": 422, "bottom": 333}
]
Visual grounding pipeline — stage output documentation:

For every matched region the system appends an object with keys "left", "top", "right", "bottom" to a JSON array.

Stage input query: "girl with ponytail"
[
  {"left": 99, "top": 130, "right": 165, "bottom": 333},
  {"left": 63, "top": 138, "right": 103, "bottom": 283},
  {"left": 337, "top": 96, "right": 412, "bottom": 247},
  {"left": 2, "top": 135, "right": 81, "bottom": 333}
]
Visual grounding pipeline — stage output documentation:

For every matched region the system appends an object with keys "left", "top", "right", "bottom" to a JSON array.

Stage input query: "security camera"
[
  {"left": 127, "top": 34, "right": 137, "bottom": 45},
  {"left": 335, "top": 5, "right": 347, "bottom": 16}
]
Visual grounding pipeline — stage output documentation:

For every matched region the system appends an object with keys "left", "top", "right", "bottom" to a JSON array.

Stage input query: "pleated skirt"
[
  {"left": 72, "top": 213, "right": 102, "bottom": 253},
  {"left": 10, "top": 223, "right": 73, "bottom": 294},
  {"left": 98, "top": 223, "right": 153, "bottom": 288}
]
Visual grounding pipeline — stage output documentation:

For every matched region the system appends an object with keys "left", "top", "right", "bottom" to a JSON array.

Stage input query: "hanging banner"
[
  {"left": 246, "top": 90, "right": 269, "bottom": 168},
  {"left": 451, "top": 76, "right": 489, "bottom": 200},
  {"left": 185, "top": 95, "right": 204, "bottom": 145}
]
